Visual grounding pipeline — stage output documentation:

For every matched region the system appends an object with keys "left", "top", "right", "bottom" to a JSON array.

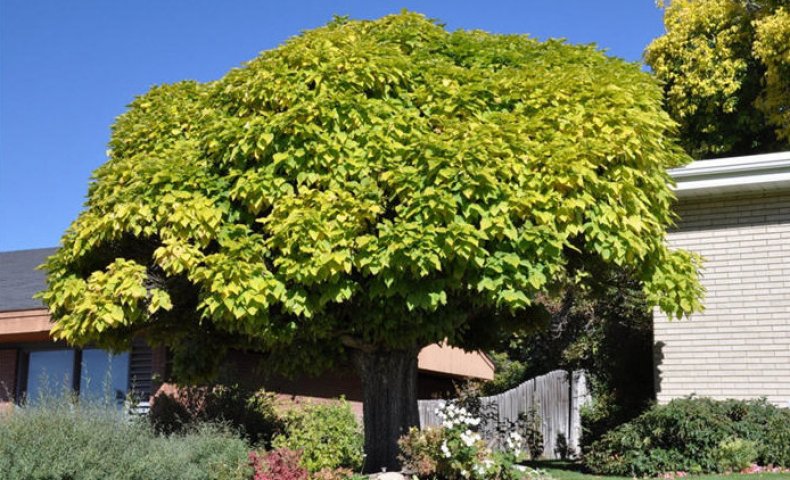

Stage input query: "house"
[
  {"left": 0, "top": 247, "right": 494, "bottom": 413},
  {"left": 655, "top": 150, "right": 790, "bottom": 408}
]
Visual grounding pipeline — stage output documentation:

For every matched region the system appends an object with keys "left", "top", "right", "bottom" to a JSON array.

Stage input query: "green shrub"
[
  {"left": 0, "top": 395, "right": 251, "bottom": 480},
  {"left": 762, "top": 410, "right": 790, "bottom": 466},
  {"left": 715, "top": 438, "right": 758, "bottom": 473},
  {"left": 583, "top": 397, "right": 790, "bottom": 476},
  {"left": 272, "top": 399, "right": 363, "bottom": 473},
  {"left": 149, "top": 384, "right": 282, "bottom": 447}
]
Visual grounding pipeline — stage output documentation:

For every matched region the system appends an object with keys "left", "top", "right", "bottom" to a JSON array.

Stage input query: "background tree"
[
  {"left": 645, "top": 0, "right": 790, "bottom": 159},
  {"left": 483, "top": 269, "right": 655, "bottom": 449},
  {"left": 40, "top": 12, "right": 703, "bottom": 472}
]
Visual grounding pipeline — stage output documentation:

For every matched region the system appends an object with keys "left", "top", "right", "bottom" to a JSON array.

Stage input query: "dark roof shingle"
[{"left": 0, "top": 247, "right": 58, "bottom": 311}]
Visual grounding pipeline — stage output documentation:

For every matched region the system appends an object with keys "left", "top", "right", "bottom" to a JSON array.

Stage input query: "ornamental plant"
[
  {"left": 249, "top": 448, "right": 308, "bottom": 480},
  {"left": 398, "top": 402, "right": 543, "bottom": 480},
  {"left": 271, "top": 399, "right": 364, "bottom": 473},
  {"left": 0, "top": 394, "right": 252, "bottom": 480},
  {"left": 39, "top": 11, "right": 703, "bottom": 471}
]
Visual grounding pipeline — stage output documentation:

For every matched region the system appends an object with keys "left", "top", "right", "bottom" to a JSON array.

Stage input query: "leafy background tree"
[
  {"left": 39, "top": 12, "right": 702, "bottom": 471},
  {"left": 645, "top": 0, "right": 790, "bottom": 158},
  {"left": 483, "top": 270, "right": 655, "bottom": 449}
]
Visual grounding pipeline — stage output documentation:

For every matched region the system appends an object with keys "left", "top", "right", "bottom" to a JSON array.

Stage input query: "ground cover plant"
[{"left": 583, "top": 397, "right": 790, "bottom": 477}]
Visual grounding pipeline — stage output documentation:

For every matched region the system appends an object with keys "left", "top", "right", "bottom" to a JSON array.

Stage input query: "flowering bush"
[{"left": 399, "top": 402, "right": 546, "bottom": 480}]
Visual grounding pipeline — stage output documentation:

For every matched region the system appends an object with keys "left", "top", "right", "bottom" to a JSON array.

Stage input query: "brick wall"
[
  {"left": 653, "top": 191, "right": 790, "bottom": 407},
  {"left": 0, "top": 349, "right": 18, "bottom": 405}
]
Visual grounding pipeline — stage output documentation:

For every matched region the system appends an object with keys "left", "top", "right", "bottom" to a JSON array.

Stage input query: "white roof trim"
[{"left": 669, "top": 151, "right": 790, "bottom": 198}]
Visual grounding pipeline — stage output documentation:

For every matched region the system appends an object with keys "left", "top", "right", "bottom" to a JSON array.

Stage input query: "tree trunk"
[{"left": 351, "top": 346, "right": 420, "bottom": 474}]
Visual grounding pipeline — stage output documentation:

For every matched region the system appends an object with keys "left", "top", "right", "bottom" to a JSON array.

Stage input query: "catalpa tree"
[{"left": 41, "top": 12, "right": 703, "bottom": 471}]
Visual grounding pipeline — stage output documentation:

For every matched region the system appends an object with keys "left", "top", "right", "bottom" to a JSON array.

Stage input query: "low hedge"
[{"left": 583, "top": 397, "right": 790, "bottom": 477}]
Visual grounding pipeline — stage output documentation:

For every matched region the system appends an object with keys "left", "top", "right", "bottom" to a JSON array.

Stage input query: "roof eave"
[{"left": 669, "top": 151, "right": 790, "bottom": 199}]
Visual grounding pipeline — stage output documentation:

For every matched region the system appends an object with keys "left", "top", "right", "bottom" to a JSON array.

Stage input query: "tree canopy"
[
  {"left": 645, "top": 0, "right": 790, "bottom": 158},
  {"left": 40, "top": 12, "right": 703, "bottom": 469},
  {"left": 41, "top": 11, "right": 702, "bottom": 376}
]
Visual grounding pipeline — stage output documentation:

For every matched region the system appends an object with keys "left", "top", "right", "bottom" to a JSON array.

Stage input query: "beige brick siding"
[{"left": 654, "top": 192, "right": 790, "bottom": 407}]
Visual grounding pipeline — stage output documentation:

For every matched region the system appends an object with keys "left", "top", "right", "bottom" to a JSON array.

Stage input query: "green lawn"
[{"left": 525, "top": 461, "right": 790, "bottom": 480}]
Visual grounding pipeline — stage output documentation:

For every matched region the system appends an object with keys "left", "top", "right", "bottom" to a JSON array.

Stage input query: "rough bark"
[{"left": 351, "top": 346, "right": 420, "bottom": 473}]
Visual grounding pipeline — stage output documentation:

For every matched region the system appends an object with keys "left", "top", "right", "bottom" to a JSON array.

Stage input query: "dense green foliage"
[
  {"left": 0, "top": 396, "right": 251, "bottom": 480},
  {"left": 484, "top": 271, "right": 654, "bottom": 447},
  {"left": 148, "top": 384, "right": 283, "bottom": 447},
  {"left": 583, "top": 397, "right": 790, "bottom": 477},
  {"left": 39, "top": 11, "right": 702, "bottom": 380},
  {"left": 272, "top": 400, "right": 364, "bottom": 473},
  {"left": 646, "top": 0, "right": 790, "bottom": 158}
]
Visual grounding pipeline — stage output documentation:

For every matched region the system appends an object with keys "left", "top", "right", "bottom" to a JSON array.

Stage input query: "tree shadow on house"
[{"left": 653, "top": 340, "right": 665, "bottom": 401}]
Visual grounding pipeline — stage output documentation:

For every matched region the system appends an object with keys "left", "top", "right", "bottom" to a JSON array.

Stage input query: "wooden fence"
[{"left": 418, "top": 370, "right": 591, "bottom": 459}]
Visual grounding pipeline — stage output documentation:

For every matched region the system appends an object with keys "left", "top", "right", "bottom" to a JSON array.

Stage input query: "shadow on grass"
[
  {"left": 524, "top": 460, "right": 586, "bottom": 473},
  {"left": 521, "top": 460, "right": 790, "bottom": 480}
]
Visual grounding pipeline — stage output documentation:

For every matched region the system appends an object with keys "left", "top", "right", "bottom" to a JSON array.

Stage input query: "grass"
[{"left": 525, "top": 461, "right": 790, "bottom": 480}]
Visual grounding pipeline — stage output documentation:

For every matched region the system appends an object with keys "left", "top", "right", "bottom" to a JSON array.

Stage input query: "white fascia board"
[{"left": 669, "top": 151, "right": 790, "bottom": 198}]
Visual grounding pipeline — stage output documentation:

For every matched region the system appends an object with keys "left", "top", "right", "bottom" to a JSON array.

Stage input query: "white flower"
[
  {"left": 506, "top": 430, "right": 524, "bottom": 454},
  {"left": 461, "top": 469, "right": 470, "bottom": 478},
  {"left": 460, "top": 429, "right": 481, "bottom": 447},
  {"left": 441, "top": 440, "right": 452, "bottom": 458}
]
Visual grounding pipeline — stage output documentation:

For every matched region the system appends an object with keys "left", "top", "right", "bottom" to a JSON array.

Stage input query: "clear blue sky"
[{"left": 0, "top": 0, "right": 665, "bottom": 251}]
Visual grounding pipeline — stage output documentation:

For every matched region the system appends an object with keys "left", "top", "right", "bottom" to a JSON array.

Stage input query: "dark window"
[
  {"left": 80, "top": 349, "right": 130, "bottom": 403},
  {"left": 20, "top": 347, "right": 129, "bottom": 405},
  {"left": 25, "top": 349, "right": 75, "bottom": 401}
]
